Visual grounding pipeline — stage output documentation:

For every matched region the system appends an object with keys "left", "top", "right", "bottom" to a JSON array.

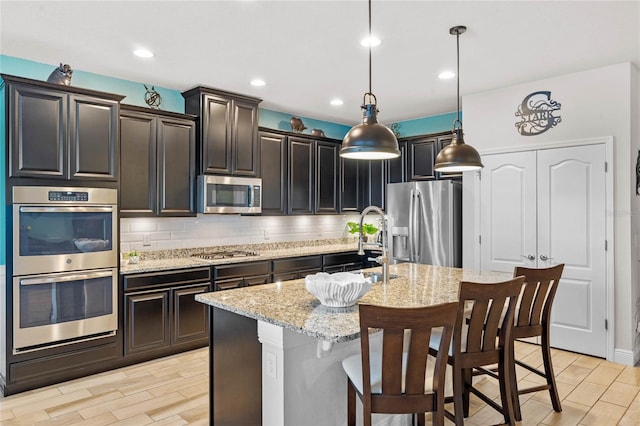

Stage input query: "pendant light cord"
[
  {"left": 368, "top": 0, "right": 372, "bottom": 97},
  {"left": 456, "top": 29, "right": 460, "bottom": 125}
]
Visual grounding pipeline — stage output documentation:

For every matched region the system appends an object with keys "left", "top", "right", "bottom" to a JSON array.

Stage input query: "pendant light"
[
  {"left": 339, "top": 0, "right": 400, "bottom": 160},
  {"left": 434, "top": 26, "right": 483, "bottom": 172}
]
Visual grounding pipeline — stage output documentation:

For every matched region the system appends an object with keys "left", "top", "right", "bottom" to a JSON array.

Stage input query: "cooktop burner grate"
[{"left": 192, "top": 250, "right": 260, "bottom": 260}]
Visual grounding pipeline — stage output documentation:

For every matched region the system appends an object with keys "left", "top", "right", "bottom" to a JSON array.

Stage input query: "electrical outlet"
[
  {"left": 143, "top": 233, "right": 151, "bottom": 246},
  {"left": 266, "top": 352, "right": 277, "bottom": 379}
]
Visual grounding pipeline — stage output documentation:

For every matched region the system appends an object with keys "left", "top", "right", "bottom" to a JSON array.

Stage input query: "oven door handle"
[
  {"left": 19, "top": 270, "right": 114, "bottom": 285},
  {"left": 19, "top": 206, "right": 114, "bottom": 213}
]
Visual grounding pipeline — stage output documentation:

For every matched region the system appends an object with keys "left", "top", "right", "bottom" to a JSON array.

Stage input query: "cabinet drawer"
[
  {"left": 323, "top": 252, "right": 362, "bottom": 267},
  {"left": 123, "top": 267, "right": 211, "bottom": 291},
  {"left": 272, "top": 256, "right": 322, "bottom": 273},
  {"left": 215, "top": 277, "right": 244, "bottom": 291},
  {"left": 245, "top": 275, "right": 270, "bottom": 286},
  {"left": 215, "top": 261, "right": 270, "bottom": 280}
]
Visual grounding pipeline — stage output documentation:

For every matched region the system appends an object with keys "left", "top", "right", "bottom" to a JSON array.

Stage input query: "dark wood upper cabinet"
[
  {"left": 315, "top": 141, "right": 339, "bottom": 214},
  {"left": 258, "top": 131, "right": 287, "bottom": 215},
  {"left": 407, "top": 136, "right": 437, "bottom": 181},
  {"left": 386, "top": 140, "right": 407, "bottom": 184},
  {"left": 340, "top": 157, "right": 361, "bottom": 212},
  {"left": 182, "top": 86, "right": 261, "bottom": 177},
  {"left": 120, "top": 105, "right": 196, "bottom": 217},
  {"left": 288, "top": 137, "right": 314, "bottom": 215},
  {"left": 3, "top": 74, "right": 123, "bottom": 182}
]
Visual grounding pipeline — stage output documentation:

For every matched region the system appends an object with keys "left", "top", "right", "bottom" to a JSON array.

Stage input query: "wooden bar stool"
[
  {"left": 430, "top": 276, "right": 524, "bottom": 426},
  {"left": 509, "top": 264, "right": 565, "bottom": 420},
  {"left": 342, "top": 302, "right": 458, "bottom": 426}
]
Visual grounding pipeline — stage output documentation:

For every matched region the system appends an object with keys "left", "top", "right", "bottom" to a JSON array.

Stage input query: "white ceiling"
[{"left": 1, "top": 1, "right": 638, "bottom": 125}]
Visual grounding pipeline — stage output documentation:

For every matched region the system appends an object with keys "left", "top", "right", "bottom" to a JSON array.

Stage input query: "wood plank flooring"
[{"left": 1, "top": 341, "right": 639, "bottom": 425}]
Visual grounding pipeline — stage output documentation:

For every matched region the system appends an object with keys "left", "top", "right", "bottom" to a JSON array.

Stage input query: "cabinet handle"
[
  {"left": 521, "top": 254, "right": 535, "bottom": 261},
  {"left": 540, "top": 254, "right": 553, "bottom": 261}
]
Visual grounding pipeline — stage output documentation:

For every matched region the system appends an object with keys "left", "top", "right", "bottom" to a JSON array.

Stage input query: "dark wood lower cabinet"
[
  {"left": 122, "top": 267, "right": 211, "bottom": 360},
  {"left": 125, "top": 290, "right": 171, "bottom": 355}
]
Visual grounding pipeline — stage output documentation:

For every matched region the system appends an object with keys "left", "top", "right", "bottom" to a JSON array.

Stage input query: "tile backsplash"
[{"left": 120, "top": 213, "right": 364, "bottom": 253}]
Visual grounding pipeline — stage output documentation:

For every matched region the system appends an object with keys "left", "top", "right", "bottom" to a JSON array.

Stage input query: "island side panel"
[{"left": 211, "top": 307, "right": 262, "bottom": 425}]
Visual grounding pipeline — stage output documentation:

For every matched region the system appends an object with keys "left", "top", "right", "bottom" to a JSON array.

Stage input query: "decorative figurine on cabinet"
[
  {"left": 311, "top": 129, "right": 325, "bottom": 137},
  {"left": 46, "top": 63, "right": 73, "bottom": 85},
  {"left": 290, "top": 116, "right": 307, "bottom": 133},
  {"left": 144, "top": 84, "right": 162, "bottom": 109}
]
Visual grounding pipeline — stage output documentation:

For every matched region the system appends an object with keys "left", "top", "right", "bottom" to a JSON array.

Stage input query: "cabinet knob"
[
  {"left": 540, "top": 254, "right": 552, "bottom": 261},
  {"left": 521, "top": 254, "right": 535, "bottom": 261}
]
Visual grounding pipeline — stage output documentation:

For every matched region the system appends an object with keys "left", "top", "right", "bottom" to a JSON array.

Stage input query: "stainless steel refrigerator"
[{"left": 386, "top": 180, "right": 462, "bottom": 267}]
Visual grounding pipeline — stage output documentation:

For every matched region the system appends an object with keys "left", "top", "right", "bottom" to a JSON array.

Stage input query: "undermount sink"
[{"left": 363, "top": 271, "right": 399, "bottom": 282}]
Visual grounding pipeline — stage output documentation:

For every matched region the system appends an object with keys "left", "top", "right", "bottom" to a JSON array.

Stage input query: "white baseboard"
[{"left": 613, "top": 348, "right": 635, "bottom": 366}]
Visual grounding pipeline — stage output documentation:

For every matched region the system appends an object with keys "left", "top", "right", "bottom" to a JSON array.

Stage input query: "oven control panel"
[{"left": 48, "top": 191, "right": 89, "bottom": 202}]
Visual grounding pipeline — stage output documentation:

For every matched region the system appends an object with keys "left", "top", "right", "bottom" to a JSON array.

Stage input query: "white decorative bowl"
[
  {"left": 73, "top": 238, "right": 110, "bottom": 252},
  {"left": 305, "top": 272, "right": 372, "bottom": 308}
]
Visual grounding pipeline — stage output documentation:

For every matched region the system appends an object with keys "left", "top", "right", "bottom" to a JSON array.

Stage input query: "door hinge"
[
  {"left": 478, "top": 235, "right": 481, "bottom": 245},
  {"left": 605, "top": 319, "right": 608, "bottom": 330},
  {"left": 605, "top": 240, "right": 608, "bottom": 251},
  {"left": 605, "top": 161, "right": 608, "bottom": 172}
]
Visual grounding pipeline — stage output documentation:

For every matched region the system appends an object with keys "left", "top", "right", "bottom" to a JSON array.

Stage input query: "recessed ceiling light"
[
  {"left": 133, "top": 48, "right": 154, "bottom": 58},
  {"left": 360, "top": 36, "right": 381, "bottom": 47},
  {"left": 250, "top": 79, "right": 266, "bottom": 87},
  {"left": 330, "top": 99, "right": 344, "bottom": 106},
  {"left": 439, "top": 70, "right": 456, "bottom": 79}
]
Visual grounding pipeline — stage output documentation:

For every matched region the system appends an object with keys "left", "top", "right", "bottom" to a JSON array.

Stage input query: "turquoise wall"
[
  {"left": 0, "top": 55, "right": 185, "bottom": 112},
  {"left": 391, "top": 112, "right": 458, "bottom": 138},
  {"left": 259, "top": 109, "right": 351, "bottom": 140}
]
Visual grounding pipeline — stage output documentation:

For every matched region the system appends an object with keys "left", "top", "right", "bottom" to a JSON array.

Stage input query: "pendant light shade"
[
  {"left": 340, "top": 102, "right": 400, "bottom": 159},
  {"left": 434, "top": 25, "right": 483, "bottom": 172},
  {"left": 340, "top": 0, "right": 400, "bottom": 160}
]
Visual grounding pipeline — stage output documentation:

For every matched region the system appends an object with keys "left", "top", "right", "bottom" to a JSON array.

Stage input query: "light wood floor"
[{"left": 1, "top": 341, "right": 639, "bottom": 425}]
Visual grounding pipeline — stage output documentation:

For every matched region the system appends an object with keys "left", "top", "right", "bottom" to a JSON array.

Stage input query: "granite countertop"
[
  {"left": 119, "top": 240, "right": 362, "bottom": 275},
  {"left": 195, "top": 263, "right": 512, "bottom": 343}
]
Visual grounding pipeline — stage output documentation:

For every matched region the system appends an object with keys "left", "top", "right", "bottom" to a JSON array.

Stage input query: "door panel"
[
  {"left": 480, "top": 152, "right": 537, "bottom": 272},
  {"left": 537, "top": 144, "right": 606, "bottom": 357}
]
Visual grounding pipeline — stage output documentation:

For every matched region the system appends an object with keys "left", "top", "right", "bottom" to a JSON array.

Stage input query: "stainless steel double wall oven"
[{"left": 11, "top": 186, "right": 118, "bottom": 353}]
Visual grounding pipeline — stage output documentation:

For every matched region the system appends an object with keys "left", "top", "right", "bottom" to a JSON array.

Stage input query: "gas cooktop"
[{"left": 192, "top": 250, "right": 260, "bottom": 260}]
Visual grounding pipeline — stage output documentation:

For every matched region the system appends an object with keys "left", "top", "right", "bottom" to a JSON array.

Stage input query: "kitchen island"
[{"left": 196, "top": 263, "right": 510, "bottom": 425}]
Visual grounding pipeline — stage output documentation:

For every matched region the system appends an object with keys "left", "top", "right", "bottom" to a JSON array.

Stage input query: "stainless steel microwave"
[{"left": 197, "top": 175, "right": 262, "bottom": 214}]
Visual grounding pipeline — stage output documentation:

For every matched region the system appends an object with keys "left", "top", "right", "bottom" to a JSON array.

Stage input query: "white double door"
[{"left": 479, "top": 143, "right": 607, "bottom": 357}]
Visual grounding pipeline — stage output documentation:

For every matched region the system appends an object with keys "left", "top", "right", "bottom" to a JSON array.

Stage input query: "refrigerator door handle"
[
  {"left": 409, "top": 189, "right": 416, "bottom": 262},
  {"left": 413, "top": 190, "right": 422, "bottom": 261}
]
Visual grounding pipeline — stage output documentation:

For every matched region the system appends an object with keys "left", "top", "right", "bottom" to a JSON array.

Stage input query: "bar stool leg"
[
  {"left": 347, "top": 379, "right": 356, "bottom": 426},
  {"left": 542, "top": 333, "right": 562, "bottom": 412}
]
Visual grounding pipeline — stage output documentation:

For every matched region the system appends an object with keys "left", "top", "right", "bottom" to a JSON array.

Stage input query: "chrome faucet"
[{"left": 357, "top": 205, "right": 389, "bottom": 284}]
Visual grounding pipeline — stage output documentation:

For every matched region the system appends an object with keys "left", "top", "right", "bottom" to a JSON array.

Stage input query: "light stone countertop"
[
  {"left": 195, "top": 263, "right": 512, "bottom": 343},
  {"left": 119, "top": 241, "right": 362, "bottom": 275}
]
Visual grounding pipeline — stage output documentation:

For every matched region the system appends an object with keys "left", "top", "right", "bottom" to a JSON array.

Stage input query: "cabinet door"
[
  {"left": 340, "top": 157, "right": 360, "bottom": 212},
  {"left": 125, "top": 290, "right": 171, "bottom": 355},
  {"left": 157, "top": 116, "right": 196, "bottom": 216},
  {"left": 8, "top": 84, "right": 67, "bottom": 178},
  {"left": 120, "top": 111, "right": 156, "bottom": 216},
  {"left": 288, "top": 138, "right": 314, "bottom": 214},
  {"left": 358, "top": 161, "right": 386, "bottom": 209},
  {"left": 387, "top": 140, "right": 407, "bottom": 183},
  {"left": 232, "top": 99, "right": 259, "bottom": 176},
  {"left": 408, "top": 137, "right": 436, "bottom": 181},
  {"left": 315, "top": 141, "right": 339, "bottom": 214},
  {"left": 69, "top": 95, "right": 119, "bottom": 180},
  {"left": 172, "top": 284, "right": 210, "bottom": 346},
  {"left": 202, "top": 94, "right": 232, "bottom": 174},
  {"left": 259, "top": 132, "right": 287, "bottom": 215}
]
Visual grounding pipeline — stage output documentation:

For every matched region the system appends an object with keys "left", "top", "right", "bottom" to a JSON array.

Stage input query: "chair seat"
[{"left": 343, "top": 352, "right": 426, "bottom": 395}]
